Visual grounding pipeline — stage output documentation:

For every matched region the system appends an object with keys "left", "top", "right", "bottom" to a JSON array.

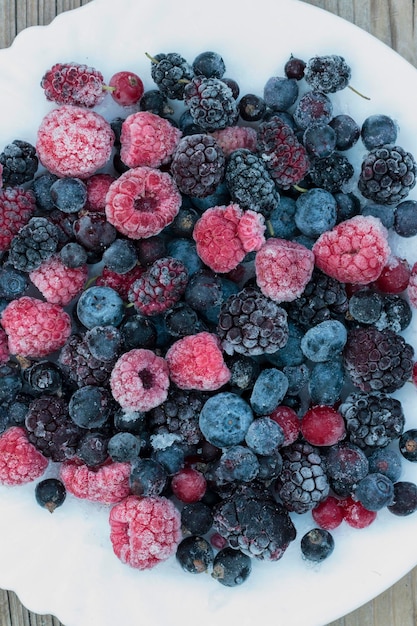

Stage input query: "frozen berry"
[
  {"left": 60, "top": 459, "right": 131, "bottom": 504},
  {"left": 108, "top": 71, "right": 144, "bottom": 106},
  {"left": 171, "top": 467, "right": 207, "bottom": 503},
  {"left": 35, "top": 478, "right": 66, "bottom": 513},
  {"left": 120, "top": 111, "right": 182, "bottom": 169},
  {"left": 211, "top": 547, "right": 252, "bottom": 587},
  {"left": 0, "top": 426, "right": 48, "bottom": 486},
  {"left": 311, "top": 496, "right": 344, "bottom": 530},
  {"left": 301, "top": 406, "right": 346, "bottom": 447},
  {"left": 388, "top": 481, "right": 417, "bottom": 516},
  {"left": 301, "top": 528, "right": 335, "bottom": 562},
  {"left": 41, "top": 62, "right": 105, "bottom": 107},
  {"left": 176, "top": 536, "right": 214, "bottom": 574}
]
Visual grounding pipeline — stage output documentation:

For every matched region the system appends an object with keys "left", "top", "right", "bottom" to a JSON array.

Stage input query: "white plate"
[{"left": 1, "top": 1, "right": 417, "bottom": 625}]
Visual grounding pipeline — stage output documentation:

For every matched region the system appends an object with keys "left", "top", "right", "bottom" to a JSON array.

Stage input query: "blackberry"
[
  {"left": 171, "top": 134, "right": 226, "bottom": 198},
  {"left": 224, "top": 148, "right": 280, "bottom": 218},
  {"left": 148, "top": 52, "right": 194, "bottom": 100},
  {"left": 343, "top": 326, "right": 414, "bottom": 393},
  {"left": 287, "top": 268, "right": 348, "bottom": 328},
  {"left": 184, "top": 76, "right": 239, "bottom": 132},
  {"left": 9, "top": 216, "right": 60, "bottom": 272},
  {"left": 0, "top": 140, "right": 38, "bottom": 186},
  {"left": 304, "top": 55, "right": 351, "bottom": 93},
  {"left": 146, "top": 387, "right": 207, "bottom": 447},
  {"left": 275, "top": 441, "right": 329, "bottom": 513},
  {"left": 58, "top": 333, "right": 117, "bottom": 388},
  {"left": 24, "top": 396, "right": 83, "bottom": 462},
  {"left": 358, "top": 144, "right": 417, "bottom": 205},
  {"left": 217, "top": 286, "right": 289, "bottom": 356},
  {"left": 212, "top": 484, "right": 296, "bottom": 560},
  {"left": 309, "top": 153, "right": 354, "bottom": 193},
  {"left": 339, "top": 390, "right": 405, "bottom": 449}
]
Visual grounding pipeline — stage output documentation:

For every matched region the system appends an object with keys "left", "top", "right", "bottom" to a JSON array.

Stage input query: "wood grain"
[{"left": 0, "top": 1, "right": 416, "bottom": 625}]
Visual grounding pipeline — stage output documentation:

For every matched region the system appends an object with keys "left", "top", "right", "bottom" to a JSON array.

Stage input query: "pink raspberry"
[
  {"left": 110, "top": 348, "right": 170, "bottom": 412},
  {"left": 85, "top": 173, "right": 116, "bottom": 212},
  {"left": 165, "top": 331, "right": 231, "bottom": 391},
  {"left": 312, "top": 215, "right": 391, "bottom": 285},
  {"left": 0, "top": 426, "right": 48, "bottom": 486},
  {"left": 109, "top": 494, "right": 181, "bottom": 570},
  {"left": 255, "top": 238, "right": 314, "bottom": 302},
  {"left": 120, "top": 111, "right": 182, "bottom": 169},
  {"left": 105, "top": 166, "right": 181, "bottom": 239},
  {"left": 407, "top": 261, "right": 417, "bottom": 307},
  {"left": 210, "top": 125, "right": 257, "bottom": 156},
  {"left": 0, "top": 186, "right": 36, "bottom": 252},
  {"left": 95, "top": 265, "right": 145, "bottom": 301},
  {"left": 29, "top": 254, "right": 88, "bottom": 306},
  {"left": 0, "top": 329, "right": 9, "bottom": 363},
  {"left": 1, "top": 296, "right": 72, "bottom": 358},
  {"left": 0, "top": 163, "right": 3, "bottom": 188},
  {"left": 193, "top": 203, "right": 265, "bottom": 273},
  {"left": 36, "top": 105, "right": 115, "bottom": 178},
  {"left": 60, "top": 459, "right": 131, "bottom": 504}
]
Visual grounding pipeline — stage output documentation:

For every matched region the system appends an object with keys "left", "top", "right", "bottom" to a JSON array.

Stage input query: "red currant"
[
  {"left": 269, "top": 405, "right": 300, "bottom": 446},
  {"left": 312, "top": 495, "right": 344, "bottom": 530},
  {"left": 340, "top": 496, "right": 377, "bottom": 528},
  {"left": 108, "top": 71, "right": 144, "bottom": 106},
  {"left": 374, "top": 256, "right": 411, "bottom": 293},
  {"left": 300, "top": 405, "right": 346, "bottom": 447},
  {"left": 171, "top": 467, "right": 206, "bottom": 503}
]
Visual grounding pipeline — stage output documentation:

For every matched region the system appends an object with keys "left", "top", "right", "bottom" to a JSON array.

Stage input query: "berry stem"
[{"left": 348, "top": 84, "right": 371, "bottom": 100}]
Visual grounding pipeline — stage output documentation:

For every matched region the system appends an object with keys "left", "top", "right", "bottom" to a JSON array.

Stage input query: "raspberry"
[
  {"left": 1, "top": 296, "right": 71, "bottom": 358},
  {"left": 95, "top": 265, "right": 145, "bottom": 301},
  {"left": 312, "top": 215, "right": 391, "bottom": 285},
  {"left": 171, "top": 467, "right": 207, "bottom": 503},
  {"left": 165, "top": 331, "right": 231, "bottom": 391},
  {"left": 84, "top": 173, "right": 116, "bottom": 212},
  {"left": 36, "top": 105, "right": 114, "bottom": 178},
  {"left": 40, "top": 62, "right": 106, "bottom": 108},
  {"left": 170, "top": 134, "right": 226, "bottom": 198},
  {"left": 110, "top": 348, "right": 170, "bottom": 412},
  {"left": 210, "top": 125, "right": 257, "bottom": 156},
  {"left": 0, "top": 426, "right": 48, "bottom": 486},
  {"left": 0, "top": 186, "right": 36, "bottom": 253},
  {"left": 256, "top": 116, "right": 310, "bottom": 188},
  {"left": 300, "top": 406, "right": 346, "bottom": 447},
  {"left": 192, "top": 203, "right": 265, "bottom": 274},
  {"left": 120, "top": 111, "right": 182, "bottom": 169},
  {"left": 128, "top": 257, "right": 188, "bottom": 316},
  {"left": 254, "top": 238, "right": 314, "bottom": 303},
  {"left": 358, "top": 144, "right": 417, "bottom": 205},
  {"left": 407, "top": 261, "right": 417, "bottom": 308},
  {"left": 29, "top": 254, "right": 88, "bottom": 306},
  {"left": 105, "top": 166, "right": 181, "bottom": 239},
  {"left": 344, "top": 326, "right": 414, "bottom": 393},
  {"left": 0, "top": 140, "right": 38, "bottom": 186},
  {"left": 109, "top": 494, "right": 181, "bottom": 570},
  {"left": 184, "top": 76, "right": 239, "bottom": 131},
  {"left": 60, "top": 459, "right": 131, "bottom": 504}
]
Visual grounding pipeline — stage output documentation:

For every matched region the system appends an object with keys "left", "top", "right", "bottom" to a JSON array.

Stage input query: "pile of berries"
[{"left": 0, "top": 49, "right": 417, "bottom": 587}]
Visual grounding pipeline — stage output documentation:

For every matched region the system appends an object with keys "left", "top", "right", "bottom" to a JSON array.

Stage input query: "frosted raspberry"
[
  {"left": 165, "top": 332, "right": 231, "bottom": 391},
  {"left": 1, "top": 296, "right": 72, "bottom": 358},
  {"left": 60, "top": 459, "right": 131, "bottom": 504},
  {"left": 312, "top": 215, "right": 391, "bottom": 285},
  {"left": 0, "top": 186, "right": 36, "bottom": 252},
  {"left": 41, "top": 62, "right": 106, "bottom": 108},
  {"left": 29, "top": 254, "right": 88, "bottom": 306},
  {"left": 105, "top": 166, "right": 181, "bottom": 239},
  {"left": 95, "top": 265, "right": 145, "bottom": 301},
  {"left": 85, "top": 173, "right": 116, "bottom": 212},
  {"left": 192, "top": 204, "right": 265, "bottom": 273},
  {"left": 210, "top": 126, "right": 257, "bottom": 156},
  {"left": 255, "top": 238, "right": 314, "bottom": 303},
  {"left": 0, "top": 427, "right": 48, "bottom": 486},
  {"left": 0, "top": 163, "right": 3, "bottom": 188},
  {"left": 407, "top": 262, "right": 417, "bottom": 308},
  {"left": 120, "top": 111, "right": 182, "bottom": 169},
  {"left": 110, "top": 348, "right": 170, "bottom": 412},
  {"left": 109, "top": 494, "right": 181, "bottom": 570},
  {"left": 36, "top": 105, "right": 114, "bottom": 178},
  {"left": 0, "top": 329, "right": 9, "bottom": 363}
]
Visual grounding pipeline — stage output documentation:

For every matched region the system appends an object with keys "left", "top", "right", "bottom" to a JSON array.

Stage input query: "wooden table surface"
[{"left": 0, "top": 1, "right": 416, "bottom": 624}]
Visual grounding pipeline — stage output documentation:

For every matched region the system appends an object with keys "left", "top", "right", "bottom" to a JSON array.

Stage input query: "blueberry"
[
  {"left": 31, "top": 172, "right": 59, "bottom": 211},
  {"left": 238, "top": 93, "right": 267, "bottom": 122},
  {"left": 361, "top": 114, "right": 398, "bottom": 150},
  {"left": 300, "top": 320, "right": 347, "bottom": 362},
  {"left": 68, "top": 385, "right": 112, "bottom": 429},
  {"left": 244, "top": 417, "right": 285, "bottom": 456},
  {"left": 108, "top": 432, "right": 141, "bottom": 462},
  {"left": 50, "top": 177, "right": 87, "bottom": 213},
  {"left": 59, "top": 242, "right": 88, "bottom": 268},
  {"left": 309, "top": 359, "right": 345, "bottom": 406},
  {"left": 190, "top": 181, "right": 230, "bottom": 211},
  {"left": 24, "top": 360, "right": 63, "bottom": 396},
  {"left": 169, "top": 205, "right": 200, "bottom": 238},
  {"left": 368, "top": 448, "right": 403, "bottom": 482},
  {"left": 199, "top": 392, "right": 254, "bottom": 448},
  {"left": 388, "top": 481, "right": 417, "bottom": 516},
  {"left": 295, "top": 188, "right": 337, "bottom": 238},
  {"left": 263, "top": 76, "right": 298, "bottom": 112},
  {"left": 184, "top": 269, "right": 223, "bottom": 312},
  {"left": 151, "top": 443, "right": 185, "bottom": 475},
  {"left": 268, "top": 195, "right": 298, "bottom": 239},
  {"left": 139, "top": 89, "right": 174, "bottom": 117},
  {"left": 76, "top": 286, "right": 125, "bottom": 329},
  {"left": 375, "top": 294, "right": 412, "bottom": 333},
  {"left": 293, "top": 91, "right": 333, "bottom": 130},
  {"left": 227, "top": 354, "right": 261, "bottom": 393},
  {"left": 129, "top": 458, "right": 168, "bottom": 496},
  {"left": 250, "top": 368, "right": 289, "bottom": 415},
  {"left": 192, "top": 51, "right": 226, "bottom": 78},
  {"left": 211, "top": 547, "right": 252, "bottom": 586},
  {"left": 282, "top": 363, "right": 309, "bottom": 396},
  {"left": 35, "top": 478, "right": 66, "bottom": 513},
  {"left": 164, "top": 302, "right": 206, "bottom": 338},
  {"left": 361, "top": 202, "right": 395, "bottom": 229},
  {"left": 181, "top": 501, "right": 214, "bottom": 535},
  {"left": 329, "top": 114, "right": 360, "bottom": 150},
  {"left": 101, "top": 238, "right": 138, "bottom": 274},
  {"left": 266, "top": 321, "right": 305, "bottom": 367},
  {"left": 76, "top": 431, "right": 109, "bottom": 467},
  {"left": 399, "top": 429, "right": 417, "bottom": 462},
  {"left": 113, "top": 408, "right": 146, "bottom": 434},
  {"left": 303, "top": 123, "right": 336, "bottom": 158},
  {"left": 393, "top": 200, "right": 417, "bottom": 237},
  {"left": 354, "top": 472, "right": 395, "bottom": 510},
  {"left": 135, "top": 235, "right": 167, "bottom": 267},
  {"left": 167, "top": 238, "right": 202, "bottom": 276},
  {"left": 202, "top": 277, "right": 240, "bottom": 325},
  {"left": 348, "top": 289, "right": 383, "bottom": 324},
  {"left": 85, "top": 325, "right": 122, "bottom": 361},
  {"left": 257, "top": 453, "right": 283, "bottom": 481},
  {"left": 0, "top": 265, "right": 28, "bottom": 300},
  {"left": 301, "top": 528, "right": 335, "bottom": 562},
  {"left": 0, "top": 363, "right": 22, "bottom": 404},
  {"left": 119, "top": 315, "right": 157, "bottom": 350},
  {"left": 325, "top": 442, "right": 369, "bottom": 487},
  {"left": 334, "top": 191, "right": 361, "bottom": 222},
  {"left": 176, "top": 536, "right": 214, "bottom": 574}
]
